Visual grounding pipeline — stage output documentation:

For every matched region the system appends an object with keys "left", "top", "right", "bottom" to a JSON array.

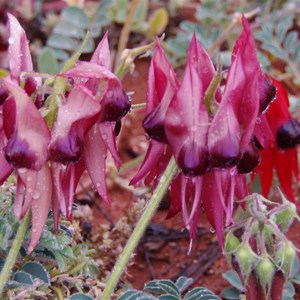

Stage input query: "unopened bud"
[
  {"left": 274, "top": 241, "right": 296, "bottom": 279},
  {"left": 271, "top": 202, "right": 297, "bottom": 233},
  {"left": 235, "top": 243, "right": 258, "bottom": 281},
  {"left": 256, "top": 257, "right": 275, "bottom": 297}
]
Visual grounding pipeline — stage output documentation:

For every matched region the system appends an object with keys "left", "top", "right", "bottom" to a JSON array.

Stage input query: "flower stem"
[
  {"left": 0, "top": 209, "right": 31, "bottom": 297},
  {"left": 102, "top": 157, "right": 177, "bottom": 299},
  {"left": 114, "top": 0, "right": 140, "bottom": 72}
]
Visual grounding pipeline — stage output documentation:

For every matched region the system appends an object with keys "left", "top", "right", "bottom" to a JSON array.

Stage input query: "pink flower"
[
  {"left": 132, "top": 17, "right": 275, "bottom": 248},
  {"left": 1, "top": 14, "right": 130, "bottom": 252}
]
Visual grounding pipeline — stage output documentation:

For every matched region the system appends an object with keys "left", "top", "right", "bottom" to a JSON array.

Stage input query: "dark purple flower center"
[
  {"left": 98, "top": 82, "right": 131, "bottom": 122},
  {"left": 259, "top": 75, "right": 276, "bottom": 113},
  {"left": 49, "top": 135, "right": 84, "bottom": 164},
  {"left": 143, "top": 106, "right": 168, "bottom": 143},
  {"left": 177, "top": 143, "right": 209, "bottom": 176},
  {"left": 4, "top": 134, "right": 36, "bottom": 169},
  {"left": 237, "top": 140, "right": 260, "bottom": 173},
  {"left": 276, "top": 118, "right": 300, "bottom": 149}
]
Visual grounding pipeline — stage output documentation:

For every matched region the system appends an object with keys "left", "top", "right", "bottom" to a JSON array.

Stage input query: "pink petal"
[
  {"left": 99, "top": 122, "right": 121, "bottom": 169},
  {"left": 130, "top": 141, "right": 165, "bottom": 187},
  {"left": 28, "top": 164, "right": 53, "bottom": 254},
  {"left": 227, "top": 17, "right": 260, "bottom": 153},
  {"left": 0, "top": 128, "right": 13, "bottom": 184},
  {"left": 90, "top": 32, "right": 111, "bottom": 70},
  {"left": 143, "top": 39, "right": 179, "bottom": 142},
  {"left": 165, "top": 58, "right": 210, "bottom": 175},
  {"left": 3, "top": 79, "right": 50, "bottom": 170},
  {"left": 85, "top": 124, "right": 109, "bottom": 203},
  {"left": 188, "top": 33, "right": 221, "bottom": 100},
  {"left": 49, "top": 85, "right": 100, "bottom": 163},
  {"left": 7, "top": 13, "right": 33, "bottom": 81}
]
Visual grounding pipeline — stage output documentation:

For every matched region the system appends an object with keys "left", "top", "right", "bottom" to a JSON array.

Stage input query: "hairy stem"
[
  {"left": 0, "top": 209, "right": 31, "bottom": 297},
  {"left": 102, "top": 157, "right": 177, "bottom": 299}
]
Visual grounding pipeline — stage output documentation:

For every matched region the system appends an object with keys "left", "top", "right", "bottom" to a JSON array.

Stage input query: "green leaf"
[
  {"left": 145, "top": 280, "right": 180, "bottom": 297},
  {"left": 118, "top": 290, "right": 157, "bottom": 300},
  {"left": 292, "top": 41, "right": 300, "bottom": 61},
  {"left": 132, "top": 0, "right": 148, "bottom": 29},
  {"left": 284, "top": 31, "right": 298, "bottom": 51},
  {"left": 292, "top": 273, "right": 300, "bottom": 284},
  {"left": 61, "top": 7, "right": 89, "bottom": 29},
  {"left": 276, "top": 17, "right": 293, "bottom": 44},
  {"left": 47, "top": 35, "right": 78, "bottom": 51},
  {"left": 22, "top": 261, "right": 50, "bottom": 285},
  {"left": 158, "top": 296, "right": 180, "bottom": 300},
  {"left": 289, "top": 255, "right": 299, "bottom": 278},
  {"left": 53, "top": 21, "right": 86, "bottom": 38},
  {"left": 37, "top": 47, "right": 58, "bottom": 74},
  {"left": 175, "top": 276, "right": 193, "bottom": 294},
  {"left": 283, "top": 281, "right": 295, "bottom": 297},
  {"left": 70, "top": 293, "right": 94, "bottom": 300},
  {"left": 220, "top": 287, "right": 240, "bottom": 300},
  {"left": 13, "top": 271, "right": 34, "bottom": 285},
  {"left": 261, "top": 43, "right": 287, "bottom": 60},
  {"left": 222, "top": 271, "right": 243, "bottom": 291},
  {"left": 53, "top": 250, "right": 66, "bottom": 271},
  {"left": 53, "top": 49, "right": 69, "bottom": 61},
  {"left": 184, "top": 287, "right": 219, "bottom": 300}
]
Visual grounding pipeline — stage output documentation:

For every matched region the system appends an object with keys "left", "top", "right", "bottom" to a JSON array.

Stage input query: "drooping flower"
[
  {"left": 254, "top": 78, "right": 300, "bottom": 202},
  {"left": 132, "top": 17, "right": 275, "bottom": 248},
  {"left": 1, "top": 14, "right": 130, "bottom": 252}
]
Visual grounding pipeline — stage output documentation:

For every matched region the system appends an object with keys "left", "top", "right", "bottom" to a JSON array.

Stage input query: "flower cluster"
[
  {"left": 0, "top": 14, "right": 130, "bottom": 252},
  {"left": 254, "top": 78, "right": 300, "bottom": 202},
  {"left": 131, "top": 17, "right": 276, "bottom": 248}
]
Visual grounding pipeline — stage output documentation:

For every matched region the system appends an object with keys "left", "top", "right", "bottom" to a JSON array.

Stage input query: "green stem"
[
  {"left": 0, "top": 209, "right": 32, "bottom": 297},
  {"left": 102, "top": 157, "right": 177, "bottom": 299},
  {"left": 114, "top": 0, "right": 140, "bottom": 72}
]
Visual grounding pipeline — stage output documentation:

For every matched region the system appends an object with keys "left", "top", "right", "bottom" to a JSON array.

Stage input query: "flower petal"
[
  {"left": 3, "top": 79, "right": 50, "bottom": 170},
  {"left": 7, "top": 13, "right": 33, "bottom": 81},
  {"left": 85, "top": 124, "right": 110, "bottom": 203},
  {"left": 143, "top": 39, "right": 179, "bottom": 142},
  {"left": 28, "top": 164, "right": 52, "bottom": 254},
  {"left": 90, "top": 32, "right": 111, "bottom": 70},
  {"left": 49, "top": 85, "right": 100, "bottom": 163},
  {"left": 165, "top": 58, "right": 210, "bottom": 175}
]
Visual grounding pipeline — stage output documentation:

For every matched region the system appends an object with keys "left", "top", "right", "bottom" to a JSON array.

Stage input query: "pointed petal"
[
  {"left": 130, "top": 141, "right": 165, "bottom": 187},
  {"left": 143, "top": 40, "right": 179, "bottom": 142},
  {"left": 201, "top": 170, "right": 225, "bottom": 247},
  {"left": 28, "top": 164, "right": 52, "bottom": 253},
  {"left": 49, "top": 85, "right": 100, "bottom": 163},
  {"left": 188, "top": 33, "right": 220, "bottom": 99},
  {"left": 85, "top": 124, "right": 109, "bottom": 203},
  {"left": 90, "top": 32, "right": 111, "bottom": 70},
  {"left": 227, "top": 17, "right": 260, "bottom": 153},
  {"left": 208, "top": 99, "right": 241, "bottom": 168},
  {"left": 166, "top": 173, "right": 182, "bottom": 219},
  {"left": 255, "top": 149, "right": 274, "bottom": 198},
  {"left": 0, "top": 128, "right": 13, "bottom": 184},
  {"left": 7, "top": 13, "right": 33, "bottom": 81},
  {"left": 3, "top": 79, "right": 50, "bottom": 170},
  {"left": 274, "top": 149, "right": 296, "bottom": 202},
  {"left": 99, "top": 122, "right": 121, "bottom": 169},
  {"left": 165, "top": 59, "right": 209, "bottom": 175}
]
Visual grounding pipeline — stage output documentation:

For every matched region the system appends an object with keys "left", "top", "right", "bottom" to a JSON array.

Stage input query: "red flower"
[{"left": 254, "top": 78, "right": 300, "bottom": 202}]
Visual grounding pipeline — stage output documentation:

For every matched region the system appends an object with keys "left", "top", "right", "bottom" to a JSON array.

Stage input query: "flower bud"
[
  {"left": 225, "top": 231, "right": 240, "bottom": 253},
  {"left": 255, "top": 257, "right": 275, "bottom": 297},
  {"left": 274, "top": 241, "right": 296, "bottom": 279},
  {"left": 271, "top": 202, "right": 297, "bottom": 233},
  {"left": 235, "top": 243, "right": 258, "bottom": 281}
]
